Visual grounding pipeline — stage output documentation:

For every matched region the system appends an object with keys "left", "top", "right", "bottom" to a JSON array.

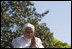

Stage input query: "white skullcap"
[{"left": 23, "top": 23, "right": 35, "bottom": 31}]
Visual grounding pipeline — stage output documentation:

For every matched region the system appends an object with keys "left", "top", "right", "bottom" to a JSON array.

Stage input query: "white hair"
[{"left": 23, "top": 23, "right": 35, "bottom": 31}]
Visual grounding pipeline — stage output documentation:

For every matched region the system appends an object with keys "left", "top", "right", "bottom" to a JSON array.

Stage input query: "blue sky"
[{"left": 32, "top": 1, "right": 71, "bottom": 45}]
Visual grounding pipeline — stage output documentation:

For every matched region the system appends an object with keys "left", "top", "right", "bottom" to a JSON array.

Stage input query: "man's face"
[{"left": 24, "top": 27, "right": 34, "bottom": 39}]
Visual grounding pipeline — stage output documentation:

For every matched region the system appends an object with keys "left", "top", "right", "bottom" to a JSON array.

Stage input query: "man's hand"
[{"left": 30, "top": 35, "right": 37, "bottom": 48}]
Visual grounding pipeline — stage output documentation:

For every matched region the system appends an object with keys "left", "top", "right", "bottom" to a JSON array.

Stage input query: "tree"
[{"left": 1, "top": 1, "right": 71, "bottom": 48}]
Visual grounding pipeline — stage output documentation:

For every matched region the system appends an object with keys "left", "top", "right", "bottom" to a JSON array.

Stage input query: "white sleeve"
[
  {"left": 36, "top": 38, "right": 44, "bottom": 48},
  {"left": 12, "top": 39, "right": 20, "bottom": 48}
]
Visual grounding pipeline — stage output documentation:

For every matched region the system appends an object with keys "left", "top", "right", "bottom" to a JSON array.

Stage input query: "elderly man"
[{"left": 12, "top": 23, "right": 44, "bottom": 48}]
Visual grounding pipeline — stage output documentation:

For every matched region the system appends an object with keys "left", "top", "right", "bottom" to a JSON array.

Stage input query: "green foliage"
[{"left": 1, "top": 1, "right": 71, "bottom": 48}]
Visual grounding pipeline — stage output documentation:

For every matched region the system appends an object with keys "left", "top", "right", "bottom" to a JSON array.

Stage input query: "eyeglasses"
[
  {"left": 25, "top": 30, "right": 33, "bottom": 34},
  {"left": 24, "top": 27, "right": 33, "bottom": 35}
]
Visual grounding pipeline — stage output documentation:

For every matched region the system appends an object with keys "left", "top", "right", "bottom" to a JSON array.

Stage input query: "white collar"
[{"left": 21, "top": 35, "right": 31, "bottom": 42}]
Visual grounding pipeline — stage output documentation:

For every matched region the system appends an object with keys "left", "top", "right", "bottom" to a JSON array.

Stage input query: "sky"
[{"left": 32, "top": 1, "right": 71, "bottom": 45}]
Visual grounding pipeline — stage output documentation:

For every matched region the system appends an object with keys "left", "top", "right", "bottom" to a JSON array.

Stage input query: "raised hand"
[{"left": 30, "top": 35, "right": 37, "bottom": 48}]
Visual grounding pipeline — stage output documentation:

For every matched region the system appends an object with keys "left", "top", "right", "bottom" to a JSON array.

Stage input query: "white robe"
[{"left": 12, "top": 35, "right": 44, "bottom": 48}]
